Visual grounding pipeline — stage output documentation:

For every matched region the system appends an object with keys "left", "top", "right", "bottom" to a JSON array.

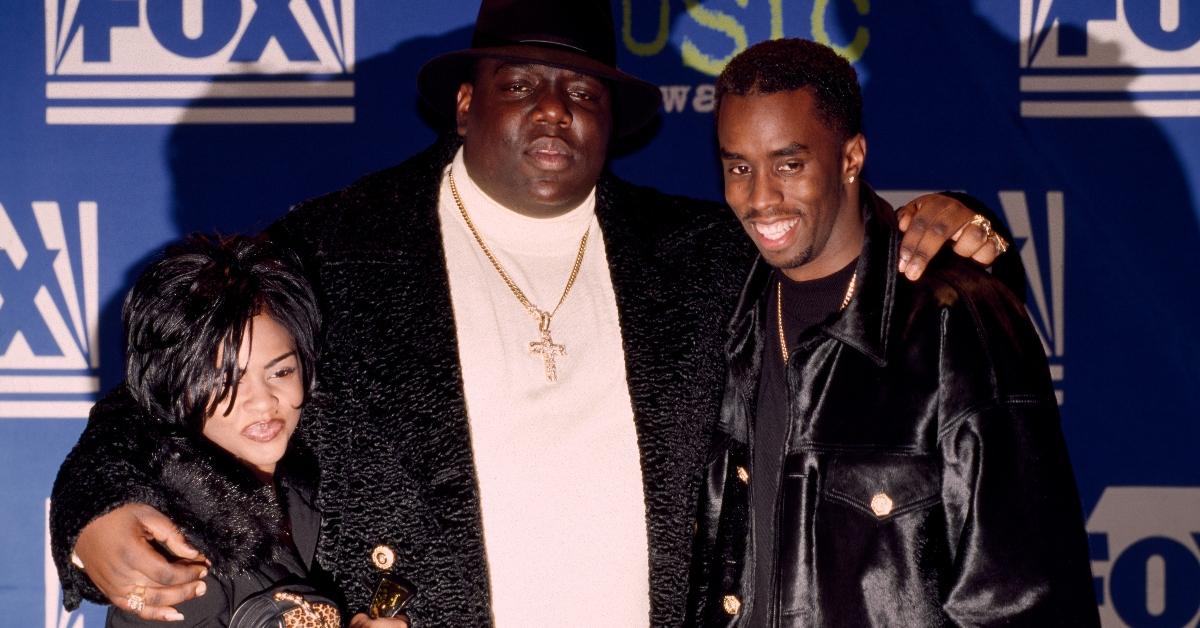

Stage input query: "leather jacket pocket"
[
  {"left": 821, "top": 454, "right": 941, "bottom": 521},
  {"left": 779, "top": 454, "right": 946, "bottom": 625}
]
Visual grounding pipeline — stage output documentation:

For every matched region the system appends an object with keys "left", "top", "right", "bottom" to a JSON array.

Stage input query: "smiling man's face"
[
  {"left": 456, "top": 58, "right": 613, "bottom": 218},
  {"left": 718, "top": 88, "right": 865, "bottom": 281}
]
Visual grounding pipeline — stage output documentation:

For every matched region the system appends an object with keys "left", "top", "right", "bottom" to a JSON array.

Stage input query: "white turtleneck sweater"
[{"left": 437, "top": 148, "right": 650, "bottom": 626}]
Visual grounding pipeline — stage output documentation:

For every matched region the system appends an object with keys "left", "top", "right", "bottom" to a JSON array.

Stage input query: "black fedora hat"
[{"left": 417, "top": 0, "right": 662, "bottom": 137}]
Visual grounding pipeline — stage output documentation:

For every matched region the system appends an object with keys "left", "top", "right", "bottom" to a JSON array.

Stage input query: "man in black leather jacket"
[{"left": 687, "top": 39, "right": 1099, "bottom": 627}]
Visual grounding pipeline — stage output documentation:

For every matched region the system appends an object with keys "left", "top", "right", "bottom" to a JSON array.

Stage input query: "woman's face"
[{"left": 202, "top": 314, "right": 303, "bottom": 480}]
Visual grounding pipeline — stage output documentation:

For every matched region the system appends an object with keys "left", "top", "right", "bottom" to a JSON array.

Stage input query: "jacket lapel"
[
  {"left": 595, "top": 175, "right": 740, "bottom": 625},
  {"left": 368, "top": 141, "right": 494, "bottom": 613},
  {"left": 823, "top": 187, "right": 899, "bottom": 367},
  {"left": 300, "top": 138, "right": 493, "bottom": 619}
]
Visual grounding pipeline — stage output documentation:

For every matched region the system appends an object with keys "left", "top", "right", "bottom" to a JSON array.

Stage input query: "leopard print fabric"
[{"left": 275, "top": 592, "right": 340, "bottom": 628}]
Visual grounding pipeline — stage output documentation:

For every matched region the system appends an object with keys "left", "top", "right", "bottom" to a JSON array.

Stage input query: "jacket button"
[
  {"left": 736, "top": 466, "right": 750, "bottom": 484},
  {"left": 870, "top": 492, "right": 894, "bottom": 518},
  {"left": 723, "top": 594, "right": 741, "bottom": 615},
  {"left": 372, "top": 545, "right": 397, "bottom": 571}
]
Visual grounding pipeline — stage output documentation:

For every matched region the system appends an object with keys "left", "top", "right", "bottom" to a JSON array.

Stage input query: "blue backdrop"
[{"left": 2, "top": 2, "right": 1198, "bottom": 626}]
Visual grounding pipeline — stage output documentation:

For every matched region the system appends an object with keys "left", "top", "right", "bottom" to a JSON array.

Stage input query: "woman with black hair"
[{"left": 68, "top": 234, "right": 338, "bottom": 627}]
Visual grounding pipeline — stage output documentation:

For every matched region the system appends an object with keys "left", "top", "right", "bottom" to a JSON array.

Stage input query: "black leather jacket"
[{"left": 687, "top": 188, "right": 1099, "bottom": 627}]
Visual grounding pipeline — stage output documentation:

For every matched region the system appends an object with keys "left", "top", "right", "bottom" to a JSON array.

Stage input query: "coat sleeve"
[
  {"left": 938, "top": 398, "right": 1100, "bottom": 626},
  {"left": 50, "top": 386, "right": 171, "bottom": 610}
]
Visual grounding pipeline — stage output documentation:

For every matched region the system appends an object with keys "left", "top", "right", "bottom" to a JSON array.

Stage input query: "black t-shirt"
[{"left": 750, "top": 259, "right": 858, "bottom": 625}]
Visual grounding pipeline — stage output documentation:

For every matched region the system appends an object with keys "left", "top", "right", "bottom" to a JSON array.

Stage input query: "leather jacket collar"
[{"left": 723, "top": 186, "right": 898, "bottom": 417}]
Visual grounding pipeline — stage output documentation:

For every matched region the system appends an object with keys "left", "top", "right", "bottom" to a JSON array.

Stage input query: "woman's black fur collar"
[{"left": 145, "top": 427, "right": 318, "bottom": 577}]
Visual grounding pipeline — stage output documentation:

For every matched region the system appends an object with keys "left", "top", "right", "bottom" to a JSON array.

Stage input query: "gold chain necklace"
[
  {"left": 776, "top": 270, "right": 857, "bottom": 364},
  {"left": 448, "top": 167, "right": 590, "bottom": 382}
]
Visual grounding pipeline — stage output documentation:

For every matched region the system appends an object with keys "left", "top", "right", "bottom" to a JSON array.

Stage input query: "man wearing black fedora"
[{"left": 49, "top": 0, "right": 1003, "bottom": 626}]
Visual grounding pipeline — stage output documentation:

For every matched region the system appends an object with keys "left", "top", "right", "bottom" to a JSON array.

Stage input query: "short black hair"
[
  {"left": 715, "top": 38, "right": 863, "bottom": 140},
  {"left": 123, "top": 234, "right": 320, "bottom": 432}
]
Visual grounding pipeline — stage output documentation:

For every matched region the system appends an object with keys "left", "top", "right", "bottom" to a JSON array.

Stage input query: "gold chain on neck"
[
  {"left": 777, "top": 270, "right": 857, "bottom": 364},
  {"left": 448, "top": 167, "right": 589, "bottom": 320},
  {"left": 448, "top": 166, "right": 590, "bottom": 382}
]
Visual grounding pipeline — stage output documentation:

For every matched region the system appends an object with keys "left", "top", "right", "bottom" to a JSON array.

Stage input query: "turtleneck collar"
[{"left": 445, "top": 147, "right": 596, "bottom": 256}]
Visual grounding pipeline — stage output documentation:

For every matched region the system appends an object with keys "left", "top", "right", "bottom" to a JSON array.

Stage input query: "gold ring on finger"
[
  {"left": 127, "top": 585, "right": 147, "bottom": 612},
  {"left": 967, "top": 213, "right": 993, "bottom": 239},
  {"left": 990, "top": 232, "right": 1009, "bottom": 254}
]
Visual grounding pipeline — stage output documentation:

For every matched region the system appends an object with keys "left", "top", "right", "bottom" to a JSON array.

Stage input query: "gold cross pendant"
[{"left": 528, "top": 312, "right": 565, "bottom": 382}]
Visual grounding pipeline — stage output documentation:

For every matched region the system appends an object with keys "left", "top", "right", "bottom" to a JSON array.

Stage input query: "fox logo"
[
  {"left": 1019, "top": 0, "right": 1200, "bottom": 117},
  {"left": 999, "top": 190, "right": 1065, "bottom": 404},
  {"left": 47, "top": 0, "right": 353, "bottom": 74},
  {"left": 44, "top": 0, "right": 355, "bottom": 124},
  {"left": 1088, "top": 487, "right": 1200, "bottom": 627},
  {"left": 0, "top": 201, "right": 99, "bottom": 418}
]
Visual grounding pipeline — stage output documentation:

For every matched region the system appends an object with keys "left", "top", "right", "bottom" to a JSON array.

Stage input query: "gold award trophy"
[{"left": 368, "top": 545, "right": 416, "bottom": 619}]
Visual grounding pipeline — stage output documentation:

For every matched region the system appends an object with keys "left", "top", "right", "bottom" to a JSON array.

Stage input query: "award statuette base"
[{"left": 369, "top": 575, "right": 417, "bottom": 619}]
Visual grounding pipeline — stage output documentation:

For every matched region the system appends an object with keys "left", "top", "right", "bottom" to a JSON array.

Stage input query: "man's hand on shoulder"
[
  {"left": 896, "top": 193, "right": 1008, "bottom": 281},
  {"left": 74, "top": 503, "right": 209, "bottom": 621}
]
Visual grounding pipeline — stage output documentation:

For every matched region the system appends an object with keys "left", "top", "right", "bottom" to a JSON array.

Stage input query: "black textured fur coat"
[
  {"left": 142, "top": 425, "right": 314, "bottom": 576},
  {"left": 53, "top": 387, "right": 328, "bottom": 627},
  {"left": 53, "top": 137, "right": 754, "bottom": 626}
]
